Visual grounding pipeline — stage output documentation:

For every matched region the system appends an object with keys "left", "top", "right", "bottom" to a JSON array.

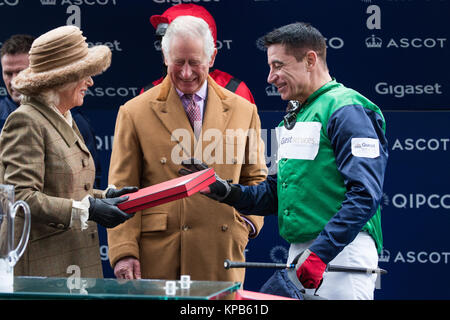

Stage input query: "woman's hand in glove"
[{"left": 88, "top": 196, "right": 132, "bottom": 228}]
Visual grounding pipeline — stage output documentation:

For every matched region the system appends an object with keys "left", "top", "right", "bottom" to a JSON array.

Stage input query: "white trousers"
[{"left": 288, "top": 232, "right": 379, "bottom": 300}]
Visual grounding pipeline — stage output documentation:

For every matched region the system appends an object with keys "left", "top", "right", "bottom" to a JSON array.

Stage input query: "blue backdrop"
[{"left": 1, "top": 0, "right": 449, "bottom": 300}]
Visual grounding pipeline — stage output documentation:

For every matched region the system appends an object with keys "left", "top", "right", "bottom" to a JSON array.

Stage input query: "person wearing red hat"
[{"left": 141, "top": 3, "right": 255, "bottom": 104}]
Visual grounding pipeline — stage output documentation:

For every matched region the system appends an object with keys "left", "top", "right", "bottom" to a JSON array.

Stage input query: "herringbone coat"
[{"left": 0, "top": 96, "right": 103, "bottom": 277}]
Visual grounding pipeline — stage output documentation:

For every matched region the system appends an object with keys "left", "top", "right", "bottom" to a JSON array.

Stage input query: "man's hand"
[
  {"left": 114, "top": 256, "right": 142, "bottom": 280},
  {"left": 295, "top": 249, "right": 327, "bottom": 289},
  {"left": 179, "top": 158, "right": 232, "bottom": 202}
]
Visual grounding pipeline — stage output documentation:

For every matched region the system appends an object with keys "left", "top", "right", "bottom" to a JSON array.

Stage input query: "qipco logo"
[{"left": 392, "top": 193, "right": 450, "bottom": 210}]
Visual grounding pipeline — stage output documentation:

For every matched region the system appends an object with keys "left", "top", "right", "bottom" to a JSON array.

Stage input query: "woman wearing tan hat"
[{"left": 0, "top": 25, "right": 136, "bottom": 277}]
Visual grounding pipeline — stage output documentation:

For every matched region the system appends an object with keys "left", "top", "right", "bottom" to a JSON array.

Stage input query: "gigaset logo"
[{"left": 375, "top": 82, "right": 443, "bottom": 98}]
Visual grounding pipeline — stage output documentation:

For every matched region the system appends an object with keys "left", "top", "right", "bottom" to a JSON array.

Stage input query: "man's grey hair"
[{"left": 161, "top": 15, "right": 215, "bottom": 62}]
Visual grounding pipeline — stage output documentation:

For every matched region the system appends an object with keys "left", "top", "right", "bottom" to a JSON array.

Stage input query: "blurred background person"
[
  {"left": 0, "top": 26, "right": 136, "bottom": 277},
  {"left": 0, "top": 34, "right": 34, "bottom": 128}
]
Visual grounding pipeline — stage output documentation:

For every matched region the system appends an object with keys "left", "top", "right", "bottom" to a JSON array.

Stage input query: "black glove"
[
  {"left": 105, "top": 186, "right": 138, "bottom": 198},
  {"left": 88, "top": 196, "right": 132, "bottom": 228},
  {"left": 179, "top": 158, "right": 241, "bottom": 204}
]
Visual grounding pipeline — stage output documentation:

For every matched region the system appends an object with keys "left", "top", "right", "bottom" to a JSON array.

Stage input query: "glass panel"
[{"left": 0, "top": 276, "right": 241, "bottom": 300}]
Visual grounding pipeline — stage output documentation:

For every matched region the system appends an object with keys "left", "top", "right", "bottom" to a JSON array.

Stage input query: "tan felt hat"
[{"left": 12, "top": 25, "right": 111, "bottom": 96}]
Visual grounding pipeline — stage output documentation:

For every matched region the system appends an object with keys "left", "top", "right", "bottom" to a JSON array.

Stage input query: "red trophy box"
[{"left": 117, "top": 168, "right": 216, "bottom": 213}]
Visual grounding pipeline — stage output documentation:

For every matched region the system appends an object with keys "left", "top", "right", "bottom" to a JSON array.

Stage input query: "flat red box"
[
  {"left": 235, "top": 289, "right": 297, "bottom": 300},
  {"left": 117, "top": 168, "right": 216, "bottom": 214}
]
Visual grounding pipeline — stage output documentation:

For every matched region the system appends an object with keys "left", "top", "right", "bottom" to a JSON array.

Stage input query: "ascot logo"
[
  {"left": 366, "top": 37, "right": 447, "bottom": 49},
  {"left": 391, "top": 138, "right": 450, "bottom": 152},
  {"left": 365, "top": 4, "right": 446, "bottom": 49},
  {"left": 85, "top": 86, "right": 140, "bottom": 97},
  {"left": 381, "top": 250, "right": 450, "bottom": 265}
]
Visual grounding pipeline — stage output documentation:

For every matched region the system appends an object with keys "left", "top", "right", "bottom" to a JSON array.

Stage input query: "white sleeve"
[{"left": 71, "top": 195, "right": 91, "bottom": 230}]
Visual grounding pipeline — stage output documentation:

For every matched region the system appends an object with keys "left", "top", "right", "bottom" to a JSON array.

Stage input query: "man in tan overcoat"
[{"left": 108, "top": 16, "right": 267, "bottom": 284}]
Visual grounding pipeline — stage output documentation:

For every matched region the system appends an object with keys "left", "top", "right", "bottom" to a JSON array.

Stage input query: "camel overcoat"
[
  {"left": 0, "top": 97, "right": 103, "bottom": 277},
  {"left": 107, "top": 76, "right": 268, "bottom": 283}
]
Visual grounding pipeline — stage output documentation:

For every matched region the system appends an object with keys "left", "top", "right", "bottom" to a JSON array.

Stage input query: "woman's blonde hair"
[{"left": 23, "top": 80, "right": 79, "bottom": 108}]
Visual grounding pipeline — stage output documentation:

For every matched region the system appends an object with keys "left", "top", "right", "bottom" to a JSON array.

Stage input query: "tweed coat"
[
  {"left": 107, "top": 76, "right": 268, "bottom": 283},
  {"left": 0, "top": 96, "right": 103, "bottom": 277}
]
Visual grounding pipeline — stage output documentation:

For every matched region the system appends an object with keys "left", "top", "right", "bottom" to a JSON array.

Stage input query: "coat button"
[
  {"left": 160, "top": 157, "right": 167, "bottom": 164},
  {"left": 48, "top": 223, "right": 56, "bottom": 228},
  {"left": 221, "top": 224, "right": 228, "bottom": 232},
  {"left": 182, "top": 225, "right": 190, "bottom": 231},
  {"left": 82, "top": 159, "right": 88, "bottom": 167},
  {"left": 284, "top": 209, "right": 290, "bottom": 216},
  {"left": 84, "top": 183, "right": 91, "bottom": 191},
  {"left": 56, "top": 224, "right": 65, "bottom": 229}
]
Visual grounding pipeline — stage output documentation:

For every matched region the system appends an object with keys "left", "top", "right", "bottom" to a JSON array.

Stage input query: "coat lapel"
[
  {"left": 152, "top": 77, "right": 195, "bottom": 158},
  {"left": 194, "top": 76, "right": 231, "bottom": 162},
  {"left": 23, "top": 97, "right": 90, "bottom": 155},
  {"left": 152, "top": 75, "right": 232, "bottom": 162},
  {"left": 72, "top": 121, "right": 91, "bottom": 155}
]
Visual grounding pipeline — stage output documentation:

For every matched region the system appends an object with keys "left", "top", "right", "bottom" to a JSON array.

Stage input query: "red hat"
[{"left": 150, "top": 4, "right": 217, "bottom": 44}]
